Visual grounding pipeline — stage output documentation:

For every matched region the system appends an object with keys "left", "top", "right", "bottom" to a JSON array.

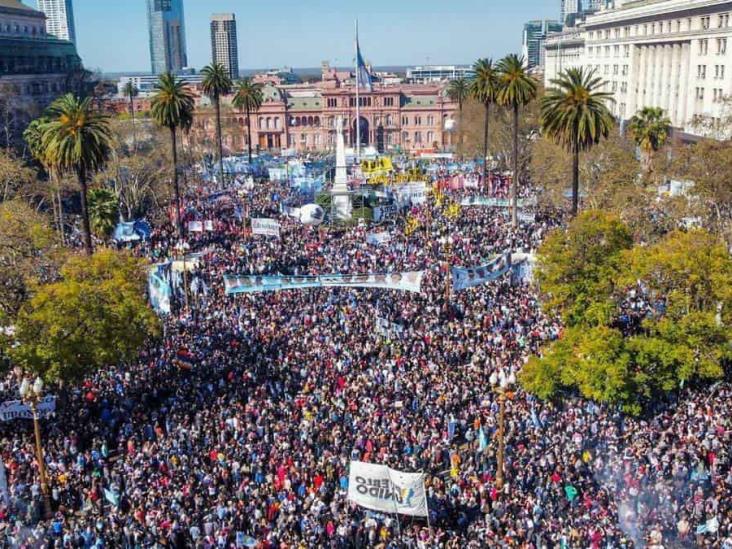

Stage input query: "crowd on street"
[{"left": 0, "top": 170, "right": 730, "bottom": 549}]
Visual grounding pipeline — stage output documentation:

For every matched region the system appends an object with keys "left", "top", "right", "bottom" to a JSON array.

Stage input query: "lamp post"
[
  {"left": 489, "top": 369, "right": 516, "bottom": 491},
  {"left": 19, "top": 377, "right": 53, "bottom": 520},
  {"left": 439, "top": 236, "right": 454, "bottom": 314}
]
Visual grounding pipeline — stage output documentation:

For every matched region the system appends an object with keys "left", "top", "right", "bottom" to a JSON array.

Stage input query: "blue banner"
[
  {"left": 451, "top": 254, "right": 511, "bottom": 291},
  {"left": 224, "top": 272, "right": 424, "bottom": 295}
]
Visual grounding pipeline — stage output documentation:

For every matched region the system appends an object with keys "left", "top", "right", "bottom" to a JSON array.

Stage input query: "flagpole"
[{"left": 355, "top": 19, "right": 361, "bottom": 161}]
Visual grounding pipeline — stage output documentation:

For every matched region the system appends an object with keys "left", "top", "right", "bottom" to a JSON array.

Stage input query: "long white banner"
[
  {"left": 224, "top": 272, "right": 424, "bottom": 295},
  {"left": 451, "top": 254, "right": 511, "bottom": 291},
  {"left": 347, "top": 461, "right": 428, "bottom": 517},
  {"left": 0, "top": 395, "right": 56, "bottom": 421},
  {"left": 251, "top": 218, "right": 281, "bottom": 237}
]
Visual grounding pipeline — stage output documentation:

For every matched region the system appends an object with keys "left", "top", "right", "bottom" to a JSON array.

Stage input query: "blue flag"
[
  {"left": 355, "top": 21, "right": 372, "bottom": 92},
  {"left": 478, "top": 427, "right": 488, "bottom": 452}
]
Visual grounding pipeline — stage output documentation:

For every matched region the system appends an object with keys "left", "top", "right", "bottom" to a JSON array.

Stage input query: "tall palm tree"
[
  {"left": 150, "top": 73, "right": 195, "bottom": 238},
  {"left": 232, "top": 79, "right": 264, "bottom": 164},
  {"left": 122, "top": 81, "right": 139, "bottom": 153},
  {"left": 541, "top": 67, "right": 614, "bottom": 216},
  {"left": 201, "top": 63, "right": 233, "bottom": 187},
  {"left": 496, "top": 54, "right": 537, "bottom": 227},
  {"left": 470, "top": 58, "right": 500, "bottom": 185},
  {"left": 447, "top": 77, "right": 470, "bottom": 155},
  {"left": 628, "top": 106, "right": 671, "bottom": 173},
  {"left": 24, "top": 118, "right": 65, "bottom": 240},
  {"left": 41, "top": 94, "right": 113, "bottom": 255}
]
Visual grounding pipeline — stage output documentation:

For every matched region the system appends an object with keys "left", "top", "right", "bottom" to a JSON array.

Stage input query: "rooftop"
[{"left": 0, "top": 0, "right": 36, "bottom": 12}]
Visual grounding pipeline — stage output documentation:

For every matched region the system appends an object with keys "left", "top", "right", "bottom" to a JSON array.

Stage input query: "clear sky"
[{"left": 67, "top": 0, "right": 561, "bottom": 74}]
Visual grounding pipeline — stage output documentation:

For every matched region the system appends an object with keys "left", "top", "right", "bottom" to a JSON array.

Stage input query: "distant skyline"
[{"left": 62, "top": 0, "right": 561, "bottom": 73}]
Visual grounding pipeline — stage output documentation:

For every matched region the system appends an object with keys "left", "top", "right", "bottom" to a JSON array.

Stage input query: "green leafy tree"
[
  {"left": 470, "top": 58, "right": 500, "bottom": 184},
  {"left": 524, "top": 219, "right": 732, "bottom": 414},
  {"left": 150, "top": 72, "right": 195, "bottom": 237},
  {"left": 232, "top": 79, "right": 264, "bottom": 164},
  {"left": 87, "top": 187, "right": 119, "bottom": 238},
  {"left": 0, "top": 200, "right": 59, "bottom": 326},
  {"left": 10, "top": 249, "right": 160, "bottom": 382},
  {"left": 541, "top": 68, "right": 614, "bottom": 216},
  {"left": 122, "top": 81, "right": 139, "bottom": 153},
  {"left": 496, "top": 54, "right": 537, "bottom": 227},
  {"left": 41, "top": 94, "right": 113, "bottom": 255},
  {"left": 201, "top": 63, "right": 233, "bottom": 187},
  {"left": 628, "top": 106, "right": 671, "bottom": 174},
  {"left": 535, "top": 210, "right": 634, "bottom": 326}
]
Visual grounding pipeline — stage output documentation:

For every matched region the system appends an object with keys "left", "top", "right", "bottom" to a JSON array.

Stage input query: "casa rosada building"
[{"left": 191, "top": 67, "right": 459, "bottom": 154}]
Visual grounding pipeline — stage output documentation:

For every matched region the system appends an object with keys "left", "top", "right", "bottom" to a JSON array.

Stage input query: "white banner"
[
  {"left": 0, "top": 395, "right": 56, "bottom": 421},
  {"left": 366, "top": 232, "right": 392, "bottom": 246},
  {"left": 224, "top": 271, "right": 424, "bottom": 295},
  {"left": 187, "top": 221, "right": 203, "bottom": 233},
  {"left": 252, "top": 218, "right": 281, "bottom": 238},
  {"left": 451, "top": 254, "right": 511, "bottom": 291},
  {"left": 348, "top": 461, "right": 428, "bottom": 517},
  {"left": 393, "top": 182, "right": 427, "bottom": 206}
]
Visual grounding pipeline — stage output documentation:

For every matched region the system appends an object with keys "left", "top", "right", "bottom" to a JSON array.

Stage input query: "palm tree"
[
  {"left": 41, "top": 94, "right": 113, "bottom": 255},
  {"left": 447, "top": 77, "right": 470, "bottom": 155},
  {"left": 201, "top": 63, "right": 233, "bottom": 187},
  {"left": 470, "top": 58, "right": 500, "bottom": 185},
  {"left": 628, "top": 106, "right": 671, "bottom": 173},
  {"left": 232, "top": 79, "right": 264, "bottom": 164},
  {"left": 541, "top": 68, "right": 614, "bottom": 216},
  {"left": 122, "top": 81, "right": 139, "bottom": 153},
  {"left": 24, "top": 118, "right": 64, "bottom": 240},
  {"left": 496, "top": 54, "right": 537, "bottom": 227},
  {"left": 150, "top": 72, "right": 195, "bottom": 238}
]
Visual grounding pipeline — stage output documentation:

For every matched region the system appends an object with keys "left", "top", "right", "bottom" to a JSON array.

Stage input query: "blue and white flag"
[
  {"left": 355, "top": 22, "right": 372, "bottom": 92},
  {"left": 478, "top": 427, "right": 488, "bottom": 452}
]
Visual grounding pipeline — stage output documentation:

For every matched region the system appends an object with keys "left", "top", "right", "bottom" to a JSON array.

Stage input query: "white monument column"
[{"left": 332, "top": 116, "right": 353, "bottom": 221}]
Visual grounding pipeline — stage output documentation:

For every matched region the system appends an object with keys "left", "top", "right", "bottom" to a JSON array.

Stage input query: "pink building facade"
[{"left": 192, "top": 67, "right": 458, "bottom": 154}]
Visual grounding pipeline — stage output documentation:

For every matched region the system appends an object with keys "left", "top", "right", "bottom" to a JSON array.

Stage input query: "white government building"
[{"left": 545, "top": 0, "right": 732, "bottom": 137}]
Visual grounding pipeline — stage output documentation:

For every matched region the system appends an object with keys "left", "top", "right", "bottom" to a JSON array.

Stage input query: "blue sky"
[{"left": 68, "top": 0, "right": 560, "bottom": 73}]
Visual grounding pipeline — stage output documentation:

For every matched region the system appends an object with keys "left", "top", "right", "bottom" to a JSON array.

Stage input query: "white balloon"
[{"left": 299, "top": 204, "right": 325, "bottom": 226}]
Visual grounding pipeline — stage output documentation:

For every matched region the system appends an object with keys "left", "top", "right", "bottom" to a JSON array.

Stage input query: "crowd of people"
[{"left": 0, "top": 169, "right": 730, "bottom": 548}]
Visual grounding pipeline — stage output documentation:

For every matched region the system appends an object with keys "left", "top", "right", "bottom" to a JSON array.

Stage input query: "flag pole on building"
[{"left": 355, "top": 19, "right": 361, "bottom": 161}]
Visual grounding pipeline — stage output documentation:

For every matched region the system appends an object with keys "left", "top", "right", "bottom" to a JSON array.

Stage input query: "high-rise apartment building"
[
  {"left": 147, "top": 0, "right": 187, "bottom": 75},
  {"left": 210, "top": 13, "right": 238, "bottom": 79},
  {"left": 522, "top": 19, "right": 563, "bottom": 69},
  {"left": 36, "top": 0, "right": 75, "bottom": 43},
  {"left": 561, "top": 0, "right": 603, "bottom": 26}
]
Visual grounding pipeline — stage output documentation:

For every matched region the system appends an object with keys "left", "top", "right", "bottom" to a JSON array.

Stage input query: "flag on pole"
[
  {"left": 355, "top": 22, "right": 372, "bottom": 92},
  {"left": 478, "top": 427, "right": 488, "bottom": 452}
]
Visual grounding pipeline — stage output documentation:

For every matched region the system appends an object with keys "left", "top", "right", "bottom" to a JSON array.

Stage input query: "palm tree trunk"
[
  {"left": 77, "top": 168, "right": 93, "bottom": 256},
  {"left": 511, "top": 104, "right": 520, "bottom": 228},
  {"left": 572, "top": 141, "right": 580, "bottom": 216},
  {"left": 129, "top": 95, "right": 137, "bottom": 154},
  {"left": 56, "top": 178, "right": 65, "bottom": 245},
  {"left": 482, "top": 102, "right": 490, "bottom": 185},
  {"left": 170, "top": 126, "right": 183, "bottom": 238},
  {"left": 215, "top": 95, "right": 225, "bottom": 189},
  {"left": 246, "top": 105, "right": 253, "bottom": 165}
]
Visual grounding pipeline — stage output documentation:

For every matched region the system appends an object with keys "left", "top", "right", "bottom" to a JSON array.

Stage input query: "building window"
[
  {"left": 698, "top": 65, "right": 707, "bottom": 79},
  {"left": 414, "top": 131, "right": 422, "bottom": 143},
  {"left": 401, "top": 131, "right": 409, "bottom": 142},
  {"left": 718, "top": 38, "right": 727, "bottom": 55},
  {"left": 386, "top": 114, "right": 393, "bottom": 126},
  {"left": 326, "top": 98, "right": 337, "bottom": 108},
  {"left": 696, "top": 87, "right": 705, "bottom": 100},
  {"left": 702, "top": 16, "right": 711, "bottom": 30},
  {"left": 414, "top": 116, "right": 422, "bottom": 125},
  {"left": 699, "top": 39, "right": 709, "bottom": 55},
  {"left": 427, "top": 131, "right": 434, "bottom": 144},
  {"left": 384, "top": 97, "right": 394, "bottom": 107}
]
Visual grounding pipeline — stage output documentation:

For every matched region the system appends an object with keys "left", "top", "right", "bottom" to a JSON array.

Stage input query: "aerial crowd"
[{"left": 0, "top": 168, "right": 730, "bottom": 548}]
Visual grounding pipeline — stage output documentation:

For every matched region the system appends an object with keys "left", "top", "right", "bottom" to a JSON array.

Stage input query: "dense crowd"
[{"left": 1, "top": 172, "right": 730, "bottom": 548}]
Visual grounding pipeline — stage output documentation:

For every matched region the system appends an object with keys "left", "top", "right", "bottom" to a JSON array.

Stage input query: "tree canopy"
[
  {"left": 10, "top": 249, "right": 160, "bottom": 382},
  {"left": 523, "top": 212, "right": 732, "bottom": 413}
]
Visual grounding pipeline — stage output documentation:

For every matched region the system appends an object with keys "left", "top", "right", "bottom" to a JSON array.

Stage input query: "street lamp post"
[
  {"left": 19, "top": 377, "right": 52, "bottom": 520},
  {"left": 489, "top": 369, "right": 516, "bottom": 491},
  {"left": 439, "top": 236, "right": 454, "bottom": 314}
]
